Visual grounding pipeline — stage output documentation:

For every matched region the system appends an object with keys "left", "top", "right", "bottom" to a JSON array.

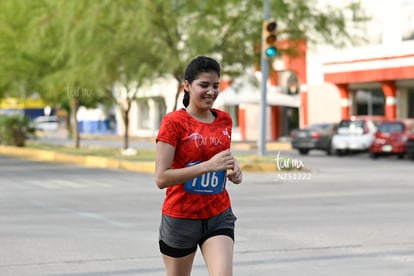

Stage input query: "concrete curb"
[
  {"left": 0, "top": 145, "right": 281, "bottom": 173},
  {"left": 0, "top": 145, "right": 155, "bottom": 173}
]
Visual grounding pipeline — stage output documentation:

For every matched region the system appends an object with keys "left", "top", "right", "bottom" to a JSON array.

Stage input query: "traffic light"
[{"left": 262, "top": 20, "right": 277, "bottom": 59}]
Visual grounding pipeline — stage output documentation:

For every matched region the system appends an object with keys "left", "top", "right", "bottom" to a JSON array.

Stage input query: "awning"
[{"left": 218, "top": 86, "right": 300, "bottom": 108}]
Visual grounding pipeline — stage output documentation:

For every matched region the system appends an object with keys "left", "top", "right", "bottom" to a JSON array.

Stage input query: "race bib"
[{"left": 184, "top": 161, "right": 226, "bottom": 194}]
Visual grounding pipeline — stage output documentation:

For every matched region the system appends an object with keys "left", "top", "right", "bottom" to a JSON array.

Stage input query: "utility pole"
[{"left": 258, "top": 0, "right": 271, "bottom": 156}]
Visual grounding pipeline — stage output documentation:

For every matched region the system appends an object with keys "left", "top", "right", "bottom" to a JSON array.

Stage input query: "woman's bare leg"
[
  {"left": 200, "top": 235, "right": 234, "bottom": 276},
  {"left": 161, "top": 252, "right": 196, "bottom": 276}
]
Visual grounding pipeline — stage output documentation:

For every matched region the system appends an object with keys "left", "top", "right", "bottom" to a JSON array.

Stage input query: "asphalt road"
[{"left": 1, "top": 152, "right": 414, "bottom": 276}]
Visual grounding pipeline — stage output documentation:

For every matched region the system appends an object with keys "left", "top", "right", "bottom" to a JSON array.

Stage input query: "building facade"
[{"left": 307, "top": 0, "right": 414, "bottom": 126}]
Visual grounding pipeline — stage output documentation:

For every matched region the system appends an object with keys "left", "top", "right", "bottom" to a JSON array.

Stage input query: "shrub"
[{"left": 0, "top": 114, "right": 35, "bottom": 147}]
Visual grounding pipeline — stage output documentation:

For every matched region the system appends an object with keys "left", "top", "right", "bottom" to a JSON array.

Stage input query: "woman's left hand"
[{"left": 227, "top": 159, "right": 242, "bottom": 184}]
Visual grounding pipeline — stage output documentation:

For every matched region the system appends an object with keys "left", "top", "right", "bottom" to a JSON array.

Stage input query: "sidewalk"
[{"left": 0, "top": 139, "right": 291, "bottom": 173}]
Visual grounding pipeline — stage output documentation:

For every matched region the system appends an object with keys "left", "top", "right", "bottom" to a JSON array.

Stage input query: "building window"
[
  {"left": 401, "top": 0, "right": 414, "bottom": 41},
  {"left": 138, "top": 100, "right": 150, "bottom": 130},
  {"left": 355, "top": 89, "right": 385, "bottom": 116},
  {"left": 224, "top": 105, "right": 239, "bottom": 128},
  {"left": 156, "top": 99, "right": 167, "bottom": 128}
]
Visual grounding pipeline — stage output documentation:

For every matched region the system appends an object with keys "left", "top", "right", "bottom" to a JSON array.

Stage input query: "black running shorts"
[{"left": 159, "top": 207, "right": 237, "bottom": 258}]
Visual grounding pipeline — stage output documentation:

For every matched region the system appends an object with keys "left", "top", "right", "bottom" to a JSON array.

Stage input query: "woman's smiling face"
[{"left": 184, "top": 71, "right": 220, "bottom": 110}]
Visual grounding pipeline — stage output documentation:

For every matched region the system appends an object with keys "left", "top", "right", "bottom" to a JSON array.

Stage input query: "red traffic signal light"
[{"left": 262, "top": 20, "right": 277, "bottom": 58}]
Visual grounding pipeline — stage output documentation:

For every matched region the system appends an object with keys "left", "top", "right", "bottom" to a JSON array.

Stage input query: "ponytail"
[{"left": 182, "top": 91, "right": 190, "bottom": 107}]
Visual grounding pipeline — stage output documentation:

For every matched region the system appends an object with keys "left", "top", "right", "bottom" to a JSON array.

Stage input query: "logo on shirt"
[
  {"left": 187, "top": 133, "right": 203, "bottom": 141},
  {"left": 186, "top": 130, "right": 230, "bottom": 147},
  {"left": 222, "top": 128, "right": 231, "bottom": 139}
]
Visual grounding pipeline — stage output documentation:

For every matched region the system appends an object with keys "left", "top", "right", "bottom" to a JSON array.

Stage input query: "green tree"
[
  {"left": 92, "top": 1, "right": 165, "bottom": 149},
  {"left": 140, "top": 0, "right": 367, "bottom": 110},
  {"left": 37, "top": 0, "right": 108, "bottom": 148},
  {"left": 0, "top": 0, "right": 101, "bottom": 148},
  {"left": 0, "top": 0, "right": 367, "bottom": 149},
  {"left": 0, "top": 0, "right": 51, "bottom": 99},
  {"left": 29, "top": 0, "right": 165, "bottom": 149}
]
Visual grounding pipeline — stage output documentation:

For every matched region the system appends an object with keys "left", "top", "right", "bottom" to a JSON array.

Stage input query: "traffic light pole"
[{"left": 258, "top": 0, "right": 271, "bottom": 156}]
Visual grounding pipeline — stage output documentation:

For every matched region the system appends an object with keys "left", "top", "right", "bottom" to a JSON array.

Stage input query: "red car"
[{"left": 369, "top": 120, "right": 413, "bottom": 159}]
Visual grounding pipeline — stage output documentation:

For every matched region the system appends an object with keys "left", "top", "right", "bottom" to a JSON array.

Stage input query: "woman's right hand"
[{"left": 207, "top": 149, "right": 235, "bottom": 172}]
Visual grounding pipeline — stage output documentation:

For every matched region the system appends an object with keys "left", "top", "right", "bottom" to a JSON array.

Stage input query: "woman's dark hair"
[{"left": 182, "top": 56, "right": 221, "bottom": 107}]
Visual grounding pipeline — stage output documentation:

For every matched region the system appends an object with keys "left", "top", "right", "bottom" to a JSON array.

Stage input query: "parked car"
[
  {"left": 290, "top": 123, "right": 337, "bottom": 155},
  {"left": 33, "top": 115, "right": 59, "bottom": 132},
  {"left": 369, "top": 120, "right": 413, "bottom": 159},
  {"left": 331, "top": 116, "right": 385, "bottom": 156}
]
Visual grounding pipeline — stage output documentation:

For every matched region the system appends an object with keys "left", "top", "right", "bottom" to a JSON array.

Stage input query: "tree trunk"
[
  {"left": 172, "top": 79, "right": 182, "bottom": 111},
  {"left": 121, "top": 97, "right": 132, "bottom": 150},
  {"left": 70, "top": 95, "right": 80, "bottom": 148},
  {"left": 123, "top": 108, "right": 129, "bottom": 150}
]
